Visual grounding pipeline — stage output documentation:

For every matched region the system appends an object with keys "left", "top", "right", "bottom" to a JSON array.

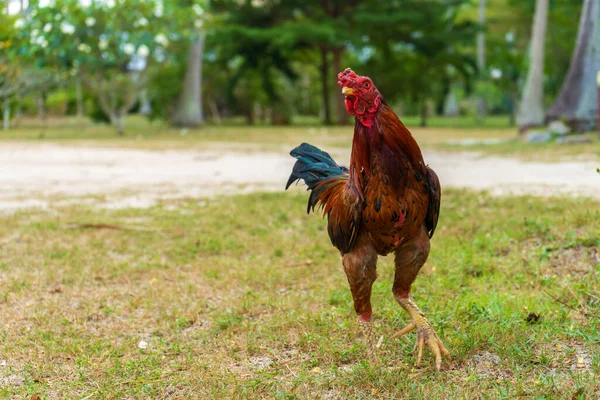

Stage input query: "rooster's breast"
[{"left": 361, "top": 149, "right": 429, "bottom": 255}]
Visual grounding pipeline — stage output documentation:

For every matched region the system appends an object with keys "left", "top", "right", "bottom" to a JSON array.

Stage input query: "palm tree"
[
  {"left": 172, "top": 33, "right": 206, "bottom": 127},
  {"left": 517, "top": 0, "right": 548, "bottom": 133},
  {"left": 547, "top": 0, "right": 600, "bottom": 132}
]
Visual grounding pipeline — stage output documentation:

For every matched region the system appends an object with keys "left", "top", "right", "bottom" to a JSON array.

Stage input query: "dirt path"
[{"left": 0, "top": 143, "right": 598, "bottom": 212}]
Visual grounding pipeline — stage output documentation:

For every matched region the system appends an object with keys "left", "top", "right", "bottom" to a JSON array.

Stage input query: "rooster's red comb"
[{"left": 337, "top": 68, "right": 359, "bottom": 87}]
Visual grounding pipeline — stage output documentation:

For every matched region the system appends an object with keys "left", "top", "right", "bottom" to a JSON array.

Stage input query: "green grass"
[
  {"left": 437, "top": 134, "right": 600, "bottom": 162},
  {"left": 0, "top": 190, "right": 598, "bottom": 398},
  {"left": 4, "top": 116, "right": 600, "bottom": 161},
  {"left": 2, "top": 115, "right": 514, "bottom": 149}
]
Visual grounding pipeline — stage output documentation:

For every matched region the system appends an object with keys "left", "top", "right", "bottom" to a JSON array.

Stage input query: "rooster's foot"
[
  {"left": 394, "top": 318, "right": 450, "bottom": 371},
  {"left": 393, "top": 296, "right": 451, "bottom": 371}
]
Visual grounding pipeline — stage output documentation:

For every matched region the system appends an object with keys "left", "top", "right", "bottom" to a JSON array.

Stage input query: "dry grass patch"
[{"left": 0, "top": 190, "right": 599, "bottom": 398}]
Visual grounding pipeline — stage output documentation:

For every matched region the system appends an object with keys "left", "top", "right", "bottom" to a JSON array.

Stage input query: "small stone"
[
  {"left": 137, "top": 340, "right": 149, "bottom": 349},
  {"left": 526, "top": 131, "right": 552, "bottom": 143},
  {"left": 547, "top": 120, "right": 570, "bottom": 136},
  {"left": 555, "top": 135, "right": 592, "bottom": 144}
]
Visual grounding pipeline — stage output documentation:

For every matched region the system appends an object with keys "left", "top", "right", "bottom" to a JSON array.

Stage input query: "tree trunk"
[
  {"left": 509, "top": 90, "right": 518, "bottom": 127},
  {"left": 209, "top": 100, "right": 221, "bottom": 124},
  {"left": 37, "top": 93, "right": 47, "bottom": 126},
  {"left": 476, "top": 0, "right": 487, "bottom": 118},
  {"left": 320, "top": 48, "right": 332, "bottom": 125},
  {"left": 172, "top": 33, "right": 205, "bottom": 127},
  {"left": 111, "top": 113, "right": 125, "bottom": 136},
  {"left": 332, "top": 48, "right": 349, "bottom": 125},
  {"left": 517, "top": 0, "right": 549, "bottom": 133},
  {"left": 139, "top": 89, "right": 151, "bottom": 116},
  {"left": 245, "top": 108, "right": 254, "bottom": 125},
  {"left": 302, "top": 72, "right": 311, "bottom": 113},
  {"left": 420, "top": 99, "right": 428, "bottom": 127},
  {"left": 14, "top": 93, "right": 22, "bottom": 126},
  {"left": 443, "top": 86, "right": 459, "bottom": 117},
  {"left": 86, "top": 72, "right": 143, "bottom": 135},
  {"left": 75, "top": 75, "right": 84, "bottom": 119},
  {"left": 2, "top": 98, "right": 10, "bottom": 130},
  {"left": 547, "top": 0, "right": 600, "bottom": 132}
]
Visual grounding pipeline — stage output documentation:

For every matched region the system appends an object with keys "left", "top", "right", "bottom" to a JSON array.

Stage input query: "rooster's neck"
[{"left": 348, "top": 115, "right": 379, "bottom": 194}]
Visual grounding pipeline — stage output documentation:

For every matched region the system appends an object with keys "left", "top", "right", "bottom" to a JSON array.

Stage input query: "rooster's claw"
[{"left": 395, "top": 319, "right": 451, "bottom": 371}]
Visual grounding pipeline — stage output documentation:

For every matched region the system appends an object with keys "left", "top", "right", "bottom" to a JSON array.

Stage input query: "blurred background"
[{"left": 0, "top": 0, "right": 597, "bottom": 135}]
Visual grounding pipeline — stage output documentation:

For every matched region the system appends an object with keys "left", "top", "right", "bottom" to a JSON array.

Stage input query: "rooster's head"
[{"left": 337, "top": 68, "right": 382, "bottom": 126}]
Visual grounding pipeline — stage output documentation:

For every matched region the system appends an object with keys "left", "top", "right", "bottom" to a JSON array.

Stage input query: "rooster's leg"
[
  {"left": 342, "top": 235, "right": 378, "bottom": 362},
  {"left": 392, "top": 228, "right": 450, "bottom": 371}
]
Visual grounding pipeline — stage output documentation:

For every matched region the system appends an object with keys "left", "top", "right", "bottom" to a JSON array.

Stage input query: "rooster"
[{"left": 286, "top": 68, "right": 450, "bottom": 370}]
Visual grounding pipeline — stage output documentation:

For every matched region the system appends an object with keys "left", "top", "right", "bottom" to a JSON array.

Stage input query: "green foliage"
[
  {"left": 12, "top": 0, "right": 190, "bottom": 72},
  {"left": 210, "top": 0, "right": 300, "bottom": 117},
  {"left": 7, "top": 0, "right": 210, "bottom": 131},
  {"left": 46, "top": 90, "right": 69, "bottom": 115},
  {"left": 147, "top": 63, "right": 186, "bottom": 121},
  {"left": 2, "top": 0, "right": 588, "bottom": 126},
  {"left": 488, "top": 0, "right": 583, "bottom": 100},
  {"left": 88, "top": 97, "right": 111, "bottom": 124}
]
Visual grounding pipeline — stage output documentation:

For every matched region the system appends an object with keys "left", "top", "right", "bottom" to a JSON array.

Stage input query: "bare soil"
[{"left": 1, "top": 143, "right": 598, "bottom": 212}]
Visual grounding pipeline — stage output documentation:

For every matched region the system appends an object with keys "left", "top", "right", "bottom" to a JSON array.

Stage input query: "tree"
[
  {"left": 318, "top": 0, "right": 361, "bottom": 125},
  {"left": 212, "top": 0, "right": 299, "bottom": 125},
  {"left": 0, "top": 8, "right": 22, "bottom": 130},
  {"left": 0, "top": 60, "right": 23, "bottom": 130},
  {"left": 547, "top": 0, "right": 600, "bottom": 132},
  {"left": 170, "top": 1, "right": 210, "bottom": 127},
  {"left": 13, "top": 0, "right": 192, "bottom": 134},
  {"left": 357, "top": 0, "right": 476, "bottom": 126},
  {"left": 268, "top": 0, "right": 362, "bottom": 125},
  {"left": 516, "top": 0, "right": 548, "bottom": 132},
  {"left": 475, "top": 0, "right": 487, "bottom": 119},
  {"left": 172, "top": 31, "right": 206, "bottom": 126}
]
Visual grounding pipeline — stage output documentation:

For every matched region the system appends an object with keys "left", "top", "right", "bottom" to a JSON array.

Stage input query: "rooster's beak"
[{"left": 342, "top": 87, "right": 354, "bottom": 96}]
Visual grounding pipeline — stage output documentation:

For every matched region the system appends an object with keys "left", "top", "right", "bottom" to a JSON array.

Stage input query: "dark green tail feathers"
[{"left": 285, "top": 143, "right": 348, "bottom": 212}]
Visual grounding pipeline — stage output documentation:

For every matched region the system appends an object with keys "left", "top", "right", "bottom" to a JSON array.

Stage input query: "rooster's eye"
[{"left": 363, "top": 82, "right": 370, "bottom": 88}]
